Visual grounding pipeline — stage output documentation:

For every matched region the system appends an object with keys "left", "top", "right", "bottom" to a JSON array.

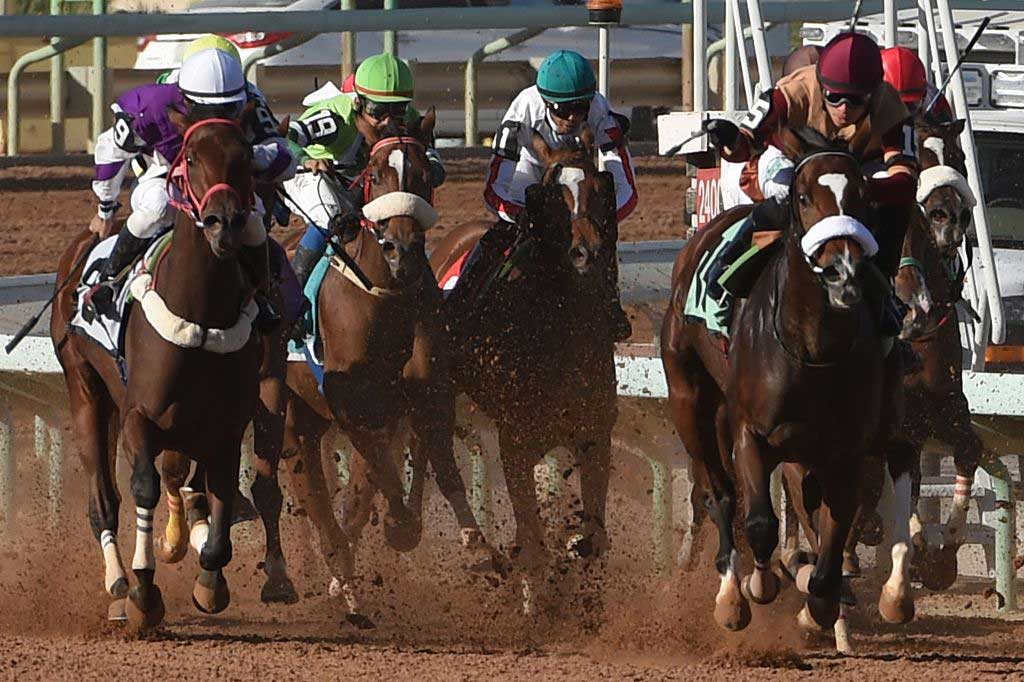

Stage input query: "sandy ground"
[{"left": 2, "top": 161, "right": 1024, "bottom": 679}]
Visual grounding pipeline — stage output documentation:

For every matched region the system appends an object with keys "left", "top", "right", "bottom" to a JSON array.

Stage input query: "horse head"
[
  {"left": 894, "top": 212, "right": 938, "bottom": 340},
  {"left": 350, "top": 109, "right": 438, "bottom": 282},
  {"left": 780, "top": 127, "right": 875, "bottom": 310},
  {"left": 167, "top": 102, "right": 256, "bottom": 260},
  {"left": 915, "top": 115, "right": 972, "bottom": 255},
  {"left": 531, "top": 129, "right": 616, "bottom": 277}
]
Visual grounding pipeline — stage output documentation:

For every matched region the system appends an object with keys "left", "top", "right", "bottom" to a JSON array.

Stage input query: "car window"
[{"left": 976, "top": 132, "right": 1024, "bottom": 246}]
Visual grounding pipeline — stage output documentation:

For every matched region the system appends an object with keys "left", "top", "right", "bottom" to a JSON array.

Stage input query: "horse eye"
[
  {"left": 370, "top": 171, "right": 380, "bottom": 183},
  {"left": 186, "top": 155, "right": 194, "bottom": 166},
  {"left": 799, "top": 193, "right": 809, "bottom": 205}
]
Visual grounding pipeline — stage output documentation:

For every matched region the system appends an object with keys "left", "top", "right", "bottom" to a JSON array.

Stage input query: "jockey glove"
[{"left": 703, "top": 118, "right": 740, "bottom": 151}]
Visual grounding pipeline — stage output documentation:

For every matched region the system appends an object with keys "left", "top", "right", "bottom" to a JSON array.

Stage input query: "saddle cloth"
[
  {"left": 68, "top": 234, "right": 170, "bottom": 359},
  {"left": 683, "top": 218, "right": 748, "bottom": 338},
  {"left": 438, "top": 249, "right": 471, "bottom": 295},
  {"left": 286, "top": 248, "right": 334, "bottom": 390}
]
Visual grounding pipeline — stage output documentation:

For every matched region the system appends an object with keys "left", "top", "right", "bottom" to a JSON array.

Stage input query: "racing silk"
[
  {"left": 286, "top": 92, "right": 443, "bottom": 185},
  {"left": 92, "top": 82, "right": 294, "bottom": 218},
  {"left": 484, "top": 85, "right": 638, "bottom": 223}
]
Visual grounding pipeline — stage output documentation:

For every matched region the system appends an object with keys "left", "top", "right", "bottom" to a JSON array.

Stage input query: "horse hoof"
[
  {"left": 260, "top": 575, "right": 299, "bottom": 605},
  {"left": 192, "top": 569, "right": 231, "bottom": 614},
  {"left": 343, "top": 612, "right": 376, "bottom": 630},
  {"left": 107, "top": 598, "right": 127, "bottom": 622},
  {"left": 155, "top": 536, "right": 189, "bottom": 565},
  {"left": 714, "top": 594, "right": 752, "bottom": 631},
  {"left": 109, "top": 577, "right": 129, "bottom": 599},
  {"left": 741, "top": 570, "right": 780, "bottom": 605},
  {"left": 918, "top": 545, "right": 959, "bottom": 592},
  {"left": 806, "top": 594, "right": 840, "bottom": 630},
  {"left": 842, "top": 552, "right": 861, "bottom": 578},
  {"left": 383, "top": 515, "right": 422, "bottom": 553},
  {"left": 125, "top": 586, "right": 165, "bottom": 632},
  {"left": 879, "top": 584, "right": 915, "bottom": 624}
]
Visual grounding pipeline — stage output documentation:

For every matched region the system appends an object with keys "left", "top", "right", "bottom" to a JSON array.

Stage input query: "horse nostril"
[
  {"left": 569, "top": 245, "right": 589, "bottom": 266},
  {"left": 203, "top": 214, "right": 223, "bottom": 229},
  {"left": 382, "top": 241, "right": 397, "bottom": 254}
]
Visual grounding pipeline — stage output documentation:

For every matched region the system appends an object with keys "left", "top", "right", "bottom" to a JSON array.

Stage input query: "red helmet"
[
  {"left": 817, "top": 32, "right": 883, "bottom": 96},
  {"left": 881, "top": 46, "right": 928, "bottom": 104}
]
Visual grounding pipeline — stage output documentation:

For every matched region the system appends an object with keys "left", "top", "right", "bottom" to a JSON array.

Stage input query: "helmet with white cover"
[{"left": 177, "top": 48, "right": 247, "bottom": 107}]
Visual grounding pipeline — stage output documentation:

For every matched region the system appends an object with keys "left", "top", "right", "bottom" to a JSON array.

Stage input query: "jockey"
[
  {"left": 703, "top": 31, "right": 921, "bottom": 368},
  {"left": 881, "top": 46, "right": 954, "bottom": 121},
  {"left": 467, "top": 49, "right": 637, "bottom": 340},
  {"left": 88, "top": 41, "right": 294, "bottom": 321},
  {"left": 284, "top": 53, "right": 446, "bottom": 296}
]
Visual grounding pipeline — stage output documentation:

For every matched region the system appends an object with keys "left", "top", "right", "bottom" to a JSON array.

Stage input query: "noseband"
[{"left": 168, "top": 118, "right": 251, "bottom": 227}]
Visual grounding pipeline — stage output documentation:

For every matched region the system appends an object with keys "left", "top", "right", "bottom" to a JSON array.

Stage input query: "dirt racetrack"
[{"left": 2, "top": 160, "right": 1024, "bottom": 679}]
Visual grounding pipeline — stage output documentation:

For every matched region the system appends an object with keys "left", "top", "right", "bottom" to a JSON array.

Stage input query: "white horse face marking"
[
  {"left": 558, "top": 166, "right": 586, "bottom": 218},
  {"left": 818, "top": 173, "right": 850, "bottom": 215},
  {"left": 923, "top": 136, "right": 945, "bottom": 166},
  {"left": 388, "top": 148, "right": 405, "bottom": 190}
]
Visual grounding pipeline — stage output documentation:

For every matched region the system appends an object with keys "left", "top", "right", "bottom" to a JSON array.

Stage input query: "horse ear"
[
  {"left": 167, "top": 106, "right": 189, "bottom": 133},
  {"left": 580, "top": 126, "right": 595, "bottom": 159},
  {"left": 532, "top": 132, "right": 553, "bottom": 165},
  {"left": 949, "top": 118, "right": 966, "bottom": 137},
  {"left": 276, "top": 114, "right": 290, "bottom": 139},
  {"left": 418, "top": 107, "right": 437, "bottom": 143}
]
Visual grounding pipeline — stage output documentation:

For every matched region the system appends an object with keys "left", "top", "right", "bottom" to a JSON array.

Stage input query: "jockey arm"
[
  {"left": 484, "top": 93, "right": 538, "bottom": 222},
  {"left": 868, "top": 119, "right": 918, "bottom": 206},
  {"left": 596, "top": 111, "right": 639, "bottom": 221},
  {"left": 720, "top": 90, "right": 789, "bottom": 163},
  {"left": 92, "top": 124, "right": 134, "bottom": 219},
  {"left": 246, "top": 87, "right": 296, "bottom": 184}
]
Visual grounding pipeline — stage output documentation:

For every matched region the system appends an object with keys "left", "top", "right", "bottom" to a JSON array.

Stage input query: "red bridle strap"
[
  {"left": 168, "top": 117, "right": 251, "bottom": 225},
  {"left": 355, "top": 135, "right": 432, "bottom": 208}
]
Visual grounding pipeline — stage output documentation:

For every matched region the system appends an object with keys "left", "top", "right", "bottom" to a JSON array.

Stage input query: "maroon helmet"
[{"left": 816, "top": 32, "right": 883, "bottom": 95}]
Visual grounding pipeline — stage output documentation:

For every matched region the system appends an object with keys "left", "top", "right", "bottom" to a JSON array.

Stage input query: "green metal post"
[
  {"left": 7, "top": 36, "right": 90, "bottom": 154},
  {"left": 983, "top": 455, "right": 1017, "bottom": 613},
  {"left": 47, "top": 420, "right": 62, "bottom": 529},
  {"left": 383, "top": 0, "right": 396, "bottom": 56},
  {"left": 544, "top": 452, "right": 562, "bottom": 498},
  {"left": 465, "top": 28, "right": 545, "bottom": 146},
  {"left": 0, "top": 404, "right": 12, "bottom": 532},
  {"left": 650, "top": 458, "right": 671, "bottom": 574},
  {"left": 341, "top": 0, "right": 356, "bottom": 78},
  {"left": 50, "top": 0, "right": 65, "bottom": 154},
  {"left": 470, "top": 449, "right": 491, "bottom": 536},
  {"left": 92, "top": 0, "right": 107, "bottom": 143}
]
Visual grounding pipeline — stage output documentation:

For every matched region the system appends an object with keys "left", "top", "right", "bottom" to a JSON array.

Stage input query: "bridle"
[
  {"left": 167, "top": 118, "right": 252, "bottom": 227},
  {"left": 348, "top": 135, "right": 430, "bottom": 246}
]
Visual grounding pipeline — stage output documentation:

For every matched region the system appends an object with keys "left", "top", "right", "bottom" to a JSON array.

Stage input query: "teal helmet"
[{"left": 536, "top": 50, "right": 596, "bottom": 103}]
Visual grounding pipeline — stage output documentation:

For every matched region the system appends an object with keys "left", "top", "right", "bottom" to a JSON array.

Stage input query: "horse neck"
[
  {"left": 909, "top": 212, "right": 955, "bottom": 304},
  {"left": 777, "top": 235, "right": 861, "bottom": 361},
  {"left": 159, "top": 216, "right": 246, "bottom": 329},
  {"left": 346, "top": 228, "right": 395, "bottom": 289}
]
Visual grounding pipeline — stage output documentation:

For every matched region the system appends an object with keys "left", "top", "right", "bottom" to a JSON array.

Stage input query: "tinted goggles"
[
  {"left": 362, "top": 98, "right": 408, "bottom": 121},
  {"left": 823, "top": 89, "right": 870, "bottom": 108},
  {"left": 546, "top": 98, "right": 593, "bottom": 119}
]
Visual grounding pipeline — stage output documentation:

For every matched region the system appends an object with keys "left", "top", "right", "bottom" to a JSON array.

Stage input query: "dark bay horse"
[
  {"left": 662, "top": 128, "right": 914, "bottom": 634},
  {"left": 895, "top": 115, "right": 981, "bottom": 590},
  {"left": 52, "top": 112, "right": 263, "bottom": 630},
  {"left": 430, "top": 131, "right": 619, "bottom": 613},
  {"left": 281, "top": 113, "right": 495, "bottom": 626}
]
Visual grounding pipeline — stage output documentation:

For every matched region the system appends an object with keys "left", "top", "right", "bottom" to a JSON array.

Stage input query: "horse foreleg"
[
  {"left": 573, "top": 430, "right": 613, "bottom": 562},
  {"left": 945, "top": 392, "right": 981, "bottom": 550},
  {"left": 348, "top": 427, "right": 422, "bottom": 554},
  {"left": 879, "top": 444, "right": 917, "bottom": 624},
  {"left": 155, "top": 451, "right": 190, "bottom": 565},
  {"left": 121, "top": 409, "right": 165, "bottom": 632},
  {"left": 251, "top": 379, "right": 298, "bottom": 605},
  {"left": 733, "top": 425, "right": 780, "bottom": 607},
  {"left": 498, "top": 431, "right": 550, "bottom": 615},
  {"left": 191, "top": 439, "right": 240, "bottom": 616}
]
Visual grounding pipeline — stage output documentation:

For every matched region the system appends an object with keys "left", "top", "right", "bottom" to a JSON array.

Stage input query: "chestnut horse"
[
  {"left": 662, "top": 128, "right": 914, "bottom": 634},
  {"left": 281, "top": 113, "right": 495, "bottom": 627},
  {"left": 52, "top": 112, "right": 263, "bottom": 630},
  {"left": 430, "top": 132, "right": 619, "bottom": 612}
]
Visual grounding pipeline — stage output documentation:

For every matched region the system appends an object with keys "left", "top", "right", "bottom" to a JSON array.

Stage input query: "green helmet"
[
  {"left": 536, "top": 50, "right": 596, "bottom": 103},
  {"left": 354, "top": 53, "right": 414, "bottom": 103}
]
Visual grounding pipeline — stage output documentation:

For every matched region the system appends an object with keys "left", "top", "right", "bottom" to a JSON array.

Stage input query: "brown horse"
[
  {"left": 662, "top": 128, "right": 914, "bottom": 634},
  {"left": 430, "top": 131, "right": 619, "bottom": 612},
  {"left": 896, "top": 115, "right": 980, "bottom": 590},
  {"left": 52, "top": 112, "right": 263, "bottom": 629},
  {"left": 281, "top": 113, "right": 494, "bottom": 626}
]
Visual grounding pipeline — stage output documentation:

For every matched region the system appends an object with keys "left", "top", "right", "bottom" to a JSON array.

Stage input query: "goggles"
[
  {"left": 545, "top": 98, "right": 592, "bottom": 119},
  {"left": 823, "top": 89, "right": 870, "bottom": 108},
  {"left": 361, "top": 98, "right": 408, "bottom": 121}
]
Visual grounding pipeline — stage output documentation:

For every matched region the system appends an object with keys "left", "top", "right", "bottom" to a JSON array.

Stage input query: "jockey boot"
[
  {"left": 240, "top": 242, "right": 281, "bottom": 333},
  {"left": 445, "top": 220, "right": 519, "bottom": 312},
  {"left": 84, "top": 230, "right": 148, "bottom": 316}
]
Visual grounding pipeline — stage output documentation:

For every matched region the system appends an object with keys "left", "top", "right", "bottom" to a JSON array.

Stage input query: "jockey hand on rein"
[{"left": 703, "top": 119, "right": 740, "bottom": 151}]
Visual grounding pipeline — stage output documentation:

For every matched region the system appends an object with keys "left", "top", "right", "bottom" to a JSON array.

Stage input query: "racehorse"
[
  {"left": 895, "top": 114, "right": 981, "bottom": 590},
  {"left": 280, "top": 112, "right": 495, "bottom": 626},
  {"left": 430, "top": 130, "right": 620, "bottom": 613},
  {"left": 661, "top": 127, "right": 914, "bottom": 634},
  {"left": 51, "top": 109, "right": 264, "bottom": 629}
]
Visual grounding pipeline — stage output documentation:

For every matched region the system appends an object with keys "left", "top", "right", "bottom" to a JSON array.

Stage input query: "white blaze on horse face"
[
  {"left": 923, "top": 136, "right": 945, "bottom": 166},
  {"left": 558, "top": 166, "right": 586, "bottom": 218},
  {"left": 818, "top": 173, "right": 850, "bottom": 215},
  {"left": 388, "top": 148, "right": 405, "bottom": 190}
]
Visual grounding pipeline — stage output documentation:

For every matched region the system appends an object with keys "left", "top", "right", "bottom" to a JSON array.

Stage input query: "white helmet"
[{"left": 177, "top": 48, "right": 247, "bottom": 107}]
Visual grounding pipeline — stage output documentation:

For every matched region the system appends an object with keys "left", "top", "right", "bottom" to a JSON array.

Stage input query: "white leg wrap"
[
  {"left": 131, "top": 507, "right": 156, "bottom": 571},
  {"left": 887, "top": 473, "right": 913, "bottom": 590},
  {"left": 909, "top": 511, "right": 924, "bottom": 542},
  {"left": 834, "top": 604, "right": 854, "bottom": 655},
  {"left": 948, "top": 475, "right": 972, "bottom": 543},
  {"left": 100, "top": 529, "right": 126, "bottom": 594},
  {"left": 190, "top": 517, "right": 210, "bottom": 556},
  {"left": 715, "top": 550, "right": 742, "bottom": 604}
]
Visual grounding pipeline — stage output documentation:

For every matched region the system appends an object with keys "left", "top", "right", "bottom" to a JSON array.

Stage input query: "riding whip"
[
  {"left": 924, "top": 16, "right": 991, "bottom": 115},
  {"left": 663, "top": 128, "right": 709, "bottom": 157},
  {"left": 847, "top": 0, "right": 864, "bottom": 33},
  {"left": 5, "top": 235, "right": 98, "bottom": 355}
]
